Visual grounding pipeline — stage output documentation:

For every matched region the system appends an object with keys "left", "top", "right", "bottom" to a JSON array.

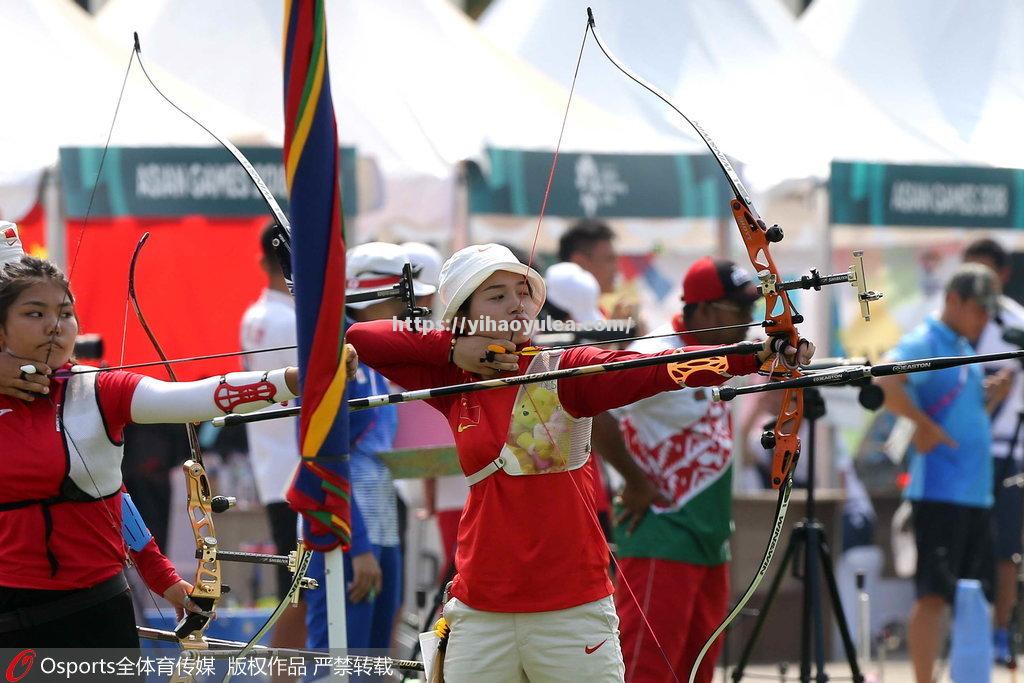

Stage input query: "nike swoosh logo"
[
  {"left": 584, "top": 639, "right": 607, "bottom": 655},
  {"left": 0, "top": 409, "right": 11, "bottom": 417},
  {"left": 457, "top": 423, "right": 476, "bottom": 433}
]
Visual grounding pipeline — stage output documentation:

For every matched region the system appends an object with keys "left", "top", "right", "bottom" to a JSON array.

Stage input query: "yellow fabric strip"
[
  {"left": 301, "top": 345, "right": 348, "bottom": 458},
  {"left": 286, "top": 33, "right": 327, "bottom": 188}
]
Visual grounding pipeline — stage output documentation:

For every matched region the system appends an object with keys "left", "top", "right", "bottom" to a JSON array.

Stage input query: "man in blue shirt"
[{"left": 877, "top": 263, "right": 1000, "bottom": 683}]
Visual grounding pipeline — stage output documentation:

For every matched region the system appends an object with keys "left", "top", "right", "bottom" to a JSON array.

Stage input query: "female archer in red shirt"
[
  {"left": 0, "top": 249, "right": 306, "bottom": 649},
  {"left": 346, "top": 243, "right": 814, "bottom": 682}
]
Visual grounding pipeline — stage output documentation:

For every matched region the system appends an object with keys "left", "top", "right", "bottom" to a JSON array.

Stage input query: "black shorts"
[
  {"left": 266, "top": 501, "right": 299, "bottom": 600},
  {"left": 912, "top": 500, "right": 994, "bottom": 603},
  {"left": 0, "top": 588, "right": 137, "bottom": 649},
  {"left": 992, "top": 457, "right": 1024, "bottom": 562}
]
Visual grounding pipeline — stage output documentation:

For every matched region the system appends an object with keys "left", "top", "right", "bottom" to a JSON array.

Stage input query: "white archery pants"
[{"left": 441, "top": 595, "right": 625, "bottom": 683}]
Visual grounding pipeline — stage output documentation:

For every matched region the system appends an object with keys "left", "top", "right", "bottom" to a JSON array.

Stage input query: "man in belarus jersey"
[
  {"left": 596, "top": 257, "right": 761, "bottom": 682},
  {"left": 345, "top": 245, "right": 813, "bottom": 682}
]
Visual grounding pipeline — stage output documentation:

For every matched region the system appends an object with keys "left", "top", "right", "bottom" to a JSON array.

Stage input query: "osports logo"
[{"left": 6, "top": 649, "right": 35, "bottom": 683}]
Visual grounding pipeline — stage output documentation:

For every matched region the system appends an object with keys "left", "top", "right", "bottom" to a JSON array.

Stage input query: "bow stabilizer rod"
[{"left": 712, "top": 349, "right": 1024, "bottom": 401}]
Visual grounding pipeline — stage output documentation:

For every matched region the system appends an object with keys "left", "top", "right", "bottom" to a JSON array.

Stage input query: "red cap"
[{"left": 682, "top": 257, "right": 761, "bottom": 304}]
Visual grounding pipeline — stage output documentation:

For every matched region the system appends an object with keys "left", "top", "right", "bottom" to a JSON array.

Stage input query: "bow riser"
[
  {"left": 731, "top": 200, "right": 798, "bottom": 339},
  {"left": 769, "top": 387, "right": 803, "bottom": 488},
  {"left": 730, "top": 200, "right": 805, "bottom": 488},
  {"left": 176, "top": 459, "right": 222, "bottom": 647}
]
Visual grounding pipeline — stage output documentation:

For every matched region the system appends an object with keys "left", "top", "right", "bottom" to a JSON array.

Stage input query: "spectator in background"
[
  {"left": 239, "top": 223, "right": 306, "bottom": 653},
  {"left": 593, "top": 256, "right": 762, "bottom": 683},
  {"left": 306, "top": 243, "right": 429, "bottom": 654},
  {"left": 558, "top": 219, "right": 619, "bottom": 295},
  {"left": 963, "top": 237, "right": 1024, "bottom": 666},
  {"left": 544, "top": 261, "right": 614, "bottom": 537},
  {"left": 876, "top": 264, "right": 1006, "bottom": 683},
  {"left": 558, "top": 219, "right": 642, "bottom": 333},
  {"left": 543, "top": 261, "right": 606, "bottom": 323}
]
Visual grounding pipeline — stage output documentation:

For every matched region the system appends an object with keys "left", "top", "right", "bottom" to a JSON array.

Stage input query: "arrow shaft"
[{"left": 214, "top": 341, "right": 763, "bottom": 428}]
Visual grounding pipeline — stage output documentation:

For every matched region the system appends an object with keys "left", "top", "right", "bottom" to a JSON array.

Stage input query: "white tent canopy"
[
  {"left": 800, "top": 0, "right": 1024, "bottom": 170},
  {"left": 480, "top": 0, "right": 969, "bottom": 190},
  {"left": 0, "top": 0, "right": 273, "bottom": 221},
  {"left": 98, "top": 0, "right": 701, "bottom": 242}
]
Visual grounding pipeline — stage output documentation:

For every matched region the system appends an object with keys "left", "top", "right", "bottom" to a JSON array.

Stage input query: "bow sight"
[{"left": 757, "top": 250, "right": 883, "bottom": 322}]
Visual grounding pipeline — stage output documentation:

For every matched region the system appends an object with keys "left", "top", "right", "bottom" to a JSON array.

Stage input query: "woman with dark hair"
[{"left": 0, "top": 252, "right": 306, "bottom": 648}]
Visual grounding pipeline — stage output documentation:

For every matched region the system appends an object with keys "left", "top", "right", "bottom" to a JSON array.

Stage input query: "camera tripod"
[{"left": 730, "top": 388, "right": 865, "bottom": 683}]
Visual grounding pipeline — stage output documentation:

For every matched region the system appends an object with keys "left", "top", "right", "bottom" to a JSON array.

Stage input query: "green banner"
[
  {"left": 59, "top": 146, "right": 358, "bottom": 219},
  {"left": 830, "top": 160, "right": 1024, "bottom": 228},
  {"left": 468, "top": 147, "right": 732, "bottom": 219}
]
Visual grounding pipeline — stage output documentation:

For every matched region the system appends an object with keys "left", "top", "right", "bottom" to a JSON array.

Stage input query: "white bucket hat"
[
  {"left": 438, "top": 244, "right": 546, "bottom": 322},
  {"left": 401, "top": 241, "right": 443, "bottom": 288},
  {"left": 544, "top": 261, "right": 604, "bottom": 323},
  {"left": 347, "top": 241, "right": 435, "bottom": 310},
  {"left": 0, "top": 222, "right": 24, "bottom": 268}
]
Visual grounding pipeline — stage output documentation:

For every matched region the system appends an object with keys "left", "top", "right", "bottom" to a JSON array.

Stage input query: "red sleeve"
[
  {"left": 130, "top": 537, "right": 182, "bottom": 596},
  {"left": 558, "top": 345, "right": 759, "bottom": 418},
  {"left": 95, "top": 370, "right": 145, "bottom": 442},
  {"left": 346, "top": 320, "right": 453, "bottom": 392}
]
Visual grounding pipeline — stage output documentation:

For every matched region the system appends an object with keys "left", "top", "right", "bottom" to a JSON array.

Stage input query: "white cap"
[
  {"left": 544, "top": 262, "right": 604, "bottom": 323},
  {"left": 0, "top": 222, "right": 25, "bottom": 268},
  {"left": 437, "top": 244, "right": 545, "bottom": 322},
  {"left": 347, "top": 241, "right": 435, "bottom": 310},
  {"left": 401, "top": 241, "right": 443, "bottom": 287}
]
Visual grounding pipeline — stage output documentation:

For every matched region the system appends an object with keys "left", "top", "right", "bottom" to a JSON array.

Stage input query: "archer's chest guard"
[
  {"left": 60, "top": 366, "right": 124, "bottom": 501},
  {"left": 465, "top": 350, "right": 592, "bottom": 486}
]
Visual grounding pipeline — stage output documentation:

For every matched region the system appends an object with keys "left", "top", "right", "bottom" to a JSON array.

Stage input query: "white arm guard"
[{"left": 131, "top": 368, "right": 297, "bottom": 424}]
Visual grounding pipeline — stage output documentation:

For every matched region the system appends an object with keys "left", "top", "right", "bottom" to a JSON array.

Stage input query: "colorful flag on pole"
[{"left": 283, "top": 0, "right": 352, "bottom": 551}]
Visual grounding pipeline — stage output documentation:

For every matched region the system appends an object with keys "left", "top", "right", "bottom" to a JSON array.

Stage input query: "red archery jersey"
[
  {"left": 346, "top": 321, "right": 758, "bottom": 612},
  {"left": 0, "top": 366, "right": 177, "bottom": 594}
]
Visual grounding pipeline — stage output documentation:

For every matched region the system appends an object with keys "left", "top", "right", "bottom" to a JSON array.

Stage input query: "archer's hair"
[
  {"left": 945, "top": 262, "right": 999, "bottom": 306},
  {"left": 964, "top": 238, "right": 1009, "bottom": 271},
  {"left": 0, "top": 257, "right": 73, "bottom": 327},
  {"left": 557, "top": 220, "right": 614, "bottom": 262}
]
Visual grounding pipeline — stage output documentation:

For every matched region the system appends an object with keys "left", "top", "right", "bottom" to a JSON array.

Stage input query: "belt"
[
  {"left": 0, "top": 571, "right": 130, "bottom": 633},
  {"left": 465, "top": 456, "right": 506, "bottom": 486}
]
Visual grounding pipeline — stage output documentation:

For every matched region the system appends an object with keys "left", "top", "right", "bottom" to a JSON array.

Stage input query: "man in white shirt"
[
  {"left": 239, "top": 223, "right": 305, "bottom": 651},
  {"left": 964, "top": 238, "right": 1023, "bottom": 667}
]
